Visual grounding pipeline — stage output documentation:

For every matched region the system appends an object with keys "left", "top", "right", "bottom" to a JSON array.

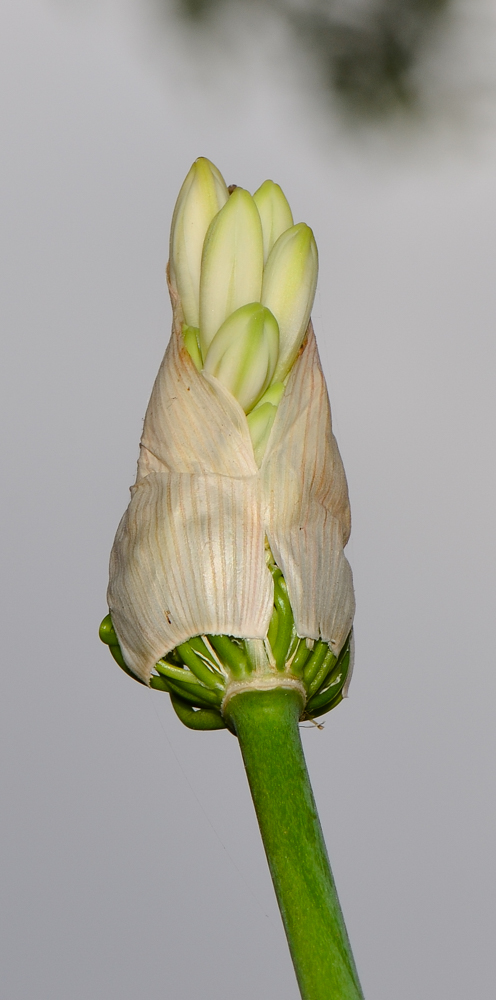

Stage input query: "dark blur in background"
[{"left": 170, "top": 0, "right": 451, "bottom": 117}]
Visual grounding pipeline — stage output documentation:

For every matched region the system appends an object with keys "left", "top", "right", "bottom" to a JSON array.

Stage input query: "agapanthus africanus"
[{"left": 101, "top": 159, "right": 363, "bottom": 1000}]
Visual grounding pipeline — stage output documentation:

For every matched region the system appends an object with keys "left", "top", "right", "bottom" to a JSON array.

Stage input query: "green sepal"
[{"left": 170, "top": 693, "right": 226, "bottom": 730}]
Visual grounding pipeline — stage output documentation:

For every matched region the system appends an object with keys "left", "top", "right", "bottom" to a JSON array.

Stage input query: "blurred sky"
[{"left": 1, "top": 1, "right": 495, "bottom": 999}]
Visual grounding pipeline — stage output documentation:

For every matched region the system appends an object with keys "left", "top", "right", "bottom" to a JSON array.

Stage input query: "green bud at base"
[
  {"left": 253, "top": 381, "right": 285, "bottom": 408},
  {"left": 247, "top": 402, "right": 278, "bottom": 465},
  {"left": 169, "top": 157, "right": 229, "bottom": 328},
  {"left": 182, "top": 324, "right": 203, "bottom": 370}
]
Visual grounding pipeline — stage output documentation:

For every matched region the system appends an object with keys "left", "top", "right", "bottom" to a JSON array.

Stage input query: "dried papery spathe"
[{"left": 107, "top": 271, "right": 354, "bottom": 685}]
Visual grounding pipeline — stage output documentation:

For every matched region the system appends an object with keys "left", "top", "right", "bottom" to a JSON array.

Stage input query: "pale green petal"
[
  {"left": 199, "top": 189, "right": 264, "bottom": 358},
  {"left": 253, "top": 180, "right": 294, "bottom": 264},
  {"left": 169, "top": 158, "right": 229, "bottom": 328},
  {"left": 261, "top": 223, "right": 318, "bottom": 384},
  {"left": 203, "top": 303, "right": 279, "bottom": 413}
]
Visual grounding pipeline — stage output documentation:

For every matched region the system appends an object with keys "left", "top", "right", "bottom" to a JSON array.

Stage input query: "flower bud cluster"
[
  {"left": 103, "top": 157, "right": 355, "bottom": 726},
  {"left": 169, "top": 158, "right": 318, "bottom": 463}
]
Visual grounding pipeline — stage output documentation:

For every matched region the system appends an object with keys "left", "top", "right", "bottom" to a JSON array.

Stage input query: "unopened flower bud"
[
  {"left": 261, "top": 223, "right": 318, "bottom": 384},
  {"left": 199, "top": 188, "right": 264, "bottom": 358},
  {"left": 203, "top": 303, "right": 279, "bottom": 413},
  {"left": 246, "top": 383, "right": 285, "bottom": 465},
  {"left": 253, "top": 381, "right": 285, "bottom": 408},
  {"left": 182, "top": 324, "right": 202, "bottom": 370},
  {"left": 247, "top": 401, "right": 277, "bottom": 465},
  {"left": 253, "top": 180, "right": 294, "bottom": 263},
  {"left": 169, "top": 157, "right": 229, "bottom": 327}
]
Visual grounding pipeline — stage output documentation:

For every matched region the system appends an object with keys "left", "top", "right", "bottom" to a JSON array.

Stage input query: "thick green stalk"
[{"left": 224, "top": 688, "right": 364, "bottom": 1000}]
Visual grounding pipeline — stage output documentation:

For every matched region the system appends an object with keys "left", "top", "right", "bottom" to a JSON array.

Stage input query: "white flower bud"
[
  {"left": 199, "top": 188, "right": 264, "bottom": 358},
  {"left": 169, "top": 158, "right": 229, "bottom": 328},
  {"left": 253, "top": 180, "right": 294, "bottom": 263},
  {"left": 203, "top": 303, "right": 279, "bottom": 414},
  {"left": 261, "top": 223, "right": 318, "bottom": 384}
]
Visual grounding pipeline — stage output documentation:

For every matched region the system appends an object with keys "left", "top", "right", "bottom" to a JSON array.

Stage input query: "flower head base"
[
  {"left": 103, "top": 159, "right": 355, "bottom": 730},
  {"left": 182, "top": 324, "right": 202, "bottom": 371}
]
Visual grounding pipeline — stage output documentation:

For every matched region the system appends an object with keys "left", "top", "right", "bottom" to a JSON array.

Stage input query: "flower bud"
[
  {"left": 253, "top": 381, "right": 285, "bottom": 408},
  {"left": 246, "top": 383, "right": 285, "bottom": 465},
  {"left": 106, "top": 160, "right": 354, "bottom": 710},
  {"left": 253, "top": 180, "right": 294, "bottom": 263},
  {"left": 199, "top": 188, "right": 264, "bottom": 358},
  {"left": 261, "top": 223, "right": 318, "bottom": 384},
  {"left": 169, "top": 157, "right": 229, "bottom": 328},
  {"left": 203, "top": 303, "right": 279, "bottom": 413},
  {"left": 247, "top": 401, "right": 277, "bottom": 466},
  {"left": 182, "top": 324, "right": 202, "bottom": 371}
]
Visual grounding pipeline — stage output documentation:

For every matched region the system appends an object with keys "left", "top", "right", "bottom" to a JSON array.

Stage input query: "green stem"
[{"left": 224, "top": 688, "right": 364, "bottom": 1000}]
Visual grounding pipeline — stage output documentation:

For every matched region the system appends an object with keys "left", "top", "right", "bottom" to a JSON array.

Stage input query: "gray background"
[{"left": 1, "top": 2, "right": 495, "bottom": 998}]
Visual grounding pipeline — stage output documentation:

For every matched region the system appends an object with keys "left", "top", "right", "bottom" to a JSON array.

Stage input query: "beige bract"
[{"left": 108, "top": 272, "right": 355, "bottom": 684}]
